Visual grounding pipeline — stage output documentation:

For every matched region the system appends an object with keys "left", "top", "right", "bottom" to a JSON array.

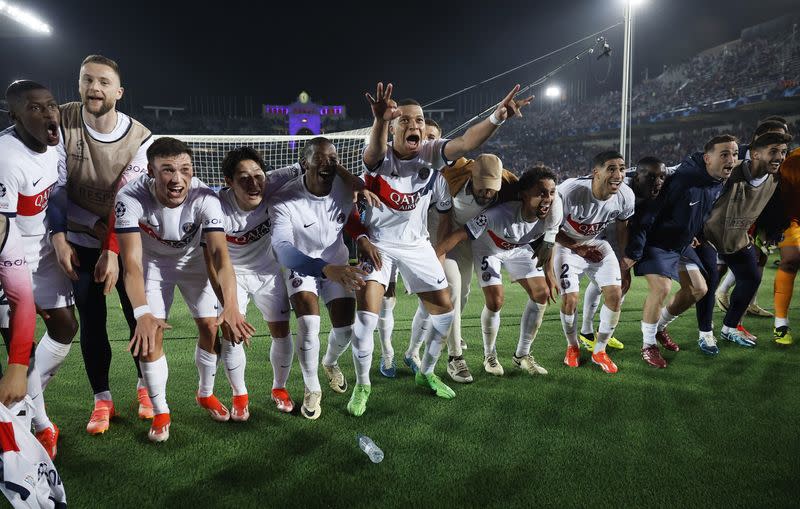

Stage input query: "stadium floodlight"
[
  {"left": 0, "top": 1, "right": 52, "bottom": 34},
  {"left": 544, "top": 86, "right": 561, "bottom": 99}
]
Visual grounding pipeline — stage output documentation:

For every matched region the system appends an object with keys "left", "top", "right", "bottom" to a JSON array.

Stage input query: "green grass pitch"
[{"left": 8, "top": 258, "right": 799, "bottom": 508}]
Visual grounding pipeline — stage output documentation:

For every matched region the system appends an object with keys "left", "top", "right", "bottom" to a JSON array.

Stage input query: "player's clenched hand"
[
  {"left": 51, "top": 232, "right": 79, "bottom": 281},
  {"left": 94, "top": 249, "right": 119, "bottom": 295},
  {"left": 0, "top": 364, "right": 28, "bottom": 407},
  {"left": 357, "top": 237, "right": 382, "bottom": 270},
  {"left": 572, "top": 245, "right": 604, "bottom": 263},
  {"left": 217, "top": 307, "right": 255, "bottom": 346},
  {"left": 129, "top": 314, "right": 171, "bottom": 357},
  {"left": 493, "top": 84, "right": 533, "bottom": 122},
  {"left": 365, "top": 82, "right": 400, "bottom": 122},
  {"left": 322, "top": 264, "right": 367, "bottom": 291},
  {"left": 534, "top": 241, "right": 554, "bottom": 269}
]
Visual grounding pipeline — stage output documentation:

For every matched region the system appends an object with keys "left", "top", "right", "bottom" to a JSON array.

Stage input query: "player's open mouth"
[
  {"left": 722, "top": 165, "right": 734, "bottom": 176},
  {"left": 167, "top": 186, "right": 184, "bottom": 197},
  {"left": 769, "top": 161, "right": 781, "bottom": 171},
  {"left": 608, "top": 180, "right": 621, "bottom": 190},
  {"left": 538, "top": 204, "right": 550, "bottom": 215},
  {"left": 46, "top": 121, "right": 59, "bottom": 144},
  {"left": 405, "top": 134, "right": 420, "bottom": 150}
]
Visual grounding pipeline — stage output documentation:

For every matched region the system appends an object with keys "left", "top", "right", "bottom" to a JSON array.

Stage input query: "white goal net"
[{"left": 155, "top": 128, "right": 371, "bottom": 187}]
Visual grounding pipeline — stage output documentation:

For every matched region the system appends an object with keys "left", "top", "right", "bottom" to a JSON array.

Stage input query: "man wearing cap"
[
  {"left": 698, "top": 129, "right": 792, "bottom": 348},
  {"left": 405, "top": 153, "right": 536, "bottom": 383}
]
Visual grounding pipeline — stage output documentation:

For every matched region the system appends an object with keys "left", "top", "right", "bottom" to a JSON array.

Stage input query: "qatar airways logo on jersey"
[
  {"left": 488, "top": 230, "right": 523, "bottom": 250},
  {"left": 566, "top": 214, "right": 610, "bottom": 237},
  {"left": 365, "top": 174, "right": 431, "bottom": 212},
  {"left": 226, "top": 218, "right": 271, "bottom": 246},
  {"left": 18, "top": 183, "right": 56, "bottom": 216}
]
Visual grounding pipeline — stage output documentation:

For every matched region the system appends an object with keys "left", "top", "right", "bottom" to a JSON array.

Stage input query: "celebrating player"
[
  {"left": 556, "top": 151, "right": 634, "bottom": 374},
  {"left": 269, "top": 137, "right": 375, "bottom": 420},
  {"left": 437, "top": 165, "right": 561, "bottom": 376},
  {"left": 1, "top": 80, "right": 74, "bottom": 457},
  {"left": 774, "top": 146, "right": 800, "bottom": 344},
  {"left": 207, "top": 147, "right": 301, "bottom": 419},
  {"left": 346, "top": 81, "right": 532, "bottom": 416},
  {"left": 623, "top": 142, "right": 731, "bottom": 365},
  {"left": 116, "top": 137, "right": 253, "bottom": 442},
  {"left": 48, "top": 54, "right": 156, "bottom": 435}
]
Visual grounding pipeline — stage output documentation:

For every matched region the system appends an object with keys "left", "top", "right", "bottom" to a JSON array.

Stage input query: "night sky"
[{"left": 1, "top": 0, "right": 795, "bottom": 117}]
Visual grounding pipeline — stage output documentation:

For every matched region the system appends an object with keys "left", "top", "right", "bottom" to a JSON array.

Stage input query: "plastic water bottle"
[{"left": 357, "top": 434, "right": 384, "bottom": 463}]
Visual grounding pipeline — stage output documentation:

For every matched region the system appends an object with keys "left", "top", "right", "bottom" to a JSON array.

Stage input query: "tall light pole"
[{"left": 619, "top": 0, "right": 634, "bottom": 159}]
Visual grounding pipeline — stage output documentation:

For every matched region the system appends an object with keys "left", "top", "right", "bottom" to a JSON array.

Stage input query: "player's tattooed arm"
[
  {"left": 357, "top": 236, "right": 382, "bottom": 271},
  {"left": 556, "top": 231, "right": 603, "bottom": 263},
  {"left": 202, "top": 244, "right": 225, "bottom": 304},
  {"left": 322, "top": 264, "right": 368, "bottom": 291}
]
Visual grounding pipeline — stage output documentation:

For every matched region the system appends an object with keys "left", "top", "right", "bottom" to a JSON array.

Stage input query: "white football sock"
[
  {"left": 560, "top": 311, "right": 579, "bottom": 347},
  {"left": 378, "top": 296, "right": 396, "bottom": 359},
  {"left": 656, "top": 307, "right": 677, "bottom": 332},
  {"left": 140, "top": 355, "right": 170, "bottom": 415},
  {"left": 642, "top": 322, "right": 658, "bottom": 347},
  {"left": 480, "top": 306, "right": 501, "bottom": 356},
  {"left": 27, "top": 358, "right": 52, "bottom": 433},
  {"left": 323, "top": 325, "right": 352, "bottom": 367},
  {"left": 581, "top": 281, "right": 602, "bottom": 335},
  {"left": 352, "top": 311, "right": 378, "bottom": 385},
  {"left": 775, "top": 317, "right": 789, "bottom": 328},
  {"left": 718, "top": 270, "right": 736, "bottom": 295},
  {"left": 222, "top": 340, "right": 247, "bottom": 396},
  {"left": 194, "top": 346, "right": 218, "bottom": 398},
  {"left": 421, "top": 310, "right": 454, "bottom": 375},
  {"left": 269, "top": 334, "right": 293, "bottom": 389},
  {"left": 595, "top": 305, "right": 621, "bottom": 354},
  {"left": 35, "top": 333, "right": 72, "bottom": 390},
  {"left": 721, "top": 325, "right": 735, "bottom": 335},
  {"left": 296, "top": 315, "right": 322, "bottom": 392},
  {"left": 407, "top": 301, "right": 429, "bottom": 358},
  {"left": 516, "top": 300, "right": 546, "bottom": 357},
  {"left": 94, "top": 391, "right": 112, "bottom": 403}
]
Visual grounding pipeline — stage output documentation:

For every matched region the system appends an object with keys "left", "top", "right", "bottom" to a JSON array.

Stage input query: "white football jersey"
[
  {"left": 466, "top": 202, "right": 550, "bottom": 255},
  {"left": 361, "top": 139, "right": 453, "bottom": 244},
  {"left": 268, "top": 173, "right": 353, "bottom": 269},
  {"left": 114, "top": 176, "right": 224, "bottom": 276},
  {"left": 0, "top": 126, "right": 58, "bottom": 237},
  {"left": 220, "top": 164, "right": 301, "bottom": 274},
  {"left": 557, "top": 176, "right": 635, "bottom": 246}
]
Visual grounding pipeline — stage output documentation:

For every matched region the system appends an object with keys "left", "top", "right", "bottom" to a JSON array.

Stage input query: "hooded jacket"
[{"left": 626, "top": 152, "right": 724, "bottom": 260}]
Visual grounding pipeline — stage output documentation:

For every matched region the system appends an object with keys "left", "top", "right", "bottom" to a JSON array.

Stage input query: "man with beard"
[
  {"left": 436, "top": 165, "right": 561, "bottom": 377},
  {"left": 622, "top": 142, "right": 731, "bottom": 367},
  {"left": 48, "top": 55, "right": 155, "bottom": 435},
  {"left": 698, "top": 130, "right": 792, "bottom": 348},
  {"left": 269, "top": 137, "right": 378, "bottom": 420},
  {"left": 556, "top": 151, "right": 634, "bottom": 374},
  {"left": 579, "top": 156, "right": 666, "bottom": 352}
]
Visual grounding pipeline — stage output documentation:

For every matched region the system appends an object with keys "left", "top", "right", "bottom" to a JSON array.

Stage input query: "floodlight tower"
[{"left": 620, "top": 0, "right": 644, "bottom": 161}]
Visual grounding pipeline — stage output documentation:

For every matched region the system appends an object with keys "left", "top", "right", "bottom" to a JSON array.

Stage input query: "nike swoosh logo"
[
  {"left": 150, "top": 394, "right": 160, "bottom": 399},
  {"left": 300, "top": 346, "right": 312, "bottom": 351},
  {"left": 304, "top": 222, "right": 316, "bottom": 228},
  {"left": 227, "top": 364, "right": 241, "bottom": 372},
  {"left": 358, "top": 353, "right": 370, "bottom": 359},
  {"left": 437, "top": 278, "right": 445, "bottom": 284},
  {"left": 689, "top": 201, "right": 700, "bottom": 206},
  {"left": 32, "top": 177, "right": 43, "bottom": 187},
  {"left": 280, "top": 364, "right": 291, "bottom": 368}
]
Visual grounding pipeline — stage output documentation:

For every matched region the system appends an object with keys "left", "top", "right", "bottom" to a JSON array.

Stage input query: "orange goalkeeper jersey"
[{"left": 782, "top": 147, "right": 800, "bottom": 221}]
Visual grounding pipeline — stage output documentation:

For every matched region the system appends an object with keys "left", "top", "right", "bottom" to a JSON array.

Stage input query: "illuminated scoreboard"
[{"left": 263, "top": 91, "right": 346, "bottom": 135}]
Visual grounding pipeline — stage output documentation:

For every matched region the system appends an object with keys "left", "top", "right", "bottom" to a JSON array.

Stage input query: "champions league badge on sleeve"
[
  {"left": 114, "top": 201, "right": 126, "bottom": 218},
  {"left": 418, "top": 167, "right": 431, "bottom": 181}
]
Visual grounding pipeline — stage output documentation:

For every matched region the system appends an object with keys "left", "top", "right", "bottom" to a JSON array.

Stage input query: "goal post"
[{"left": 155, "top": 128, "right": 371, "bottom": 187}]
